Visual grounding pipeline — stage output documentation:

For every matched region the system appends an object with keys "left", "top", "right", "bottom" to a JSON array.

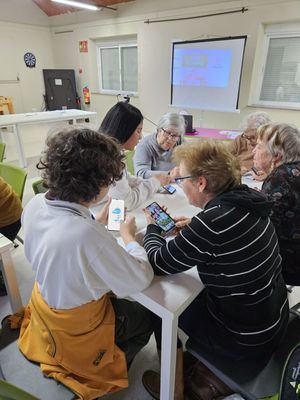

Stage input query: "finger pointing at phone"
[{"left": 120, "top": 216, "right": 137, "bottom": 245}]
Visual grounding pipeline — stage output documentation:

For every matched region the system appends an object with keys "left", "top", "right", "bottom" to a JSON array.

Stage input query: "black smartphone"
[
  {"left": 163, "top": 184, "right": 176, "bottom": 194},
  {"left": 145, "top": 202, "right": 176, "bottom": 234}
]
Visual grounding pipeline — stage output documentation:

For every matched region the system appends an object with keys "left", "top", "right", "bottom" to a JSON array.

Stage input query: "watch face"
[{"left": 24, "top": 52, "right": 36, "bottom": 68}]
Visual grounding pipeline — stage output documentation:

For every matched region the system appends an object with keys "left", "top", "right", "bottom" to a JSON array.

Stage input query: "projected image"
[{"left": 173, "top": 48, "right": 232, "bottom": 88}]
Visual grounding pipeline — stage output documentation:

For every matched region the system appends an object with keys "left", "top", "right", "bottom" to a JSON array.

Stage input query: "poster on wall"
[{"left": 79, "top": 41, "right": 88, "bottom": 53}]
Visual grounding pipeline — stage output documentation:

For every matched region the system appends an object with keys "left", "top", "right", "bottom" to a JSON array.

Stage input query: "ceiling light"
[{"left": 51, "top": 0, "right": 99, "bottom": 11}]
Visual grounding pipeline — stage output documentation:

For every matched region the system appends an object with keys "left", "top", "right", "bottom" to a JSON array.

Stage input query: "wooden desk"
[
  {"left": 0, "top": 109, "right": 98, "bottom": 168},
  {"left": 0, "top": 235, "right": 22, "bottom": 313}
]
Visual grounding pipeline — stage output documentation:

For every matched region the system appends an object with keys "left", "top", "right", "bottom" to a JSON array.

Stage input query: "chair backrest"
[
  {"left": 125, "top": 150, "right": 135, "bottom": 175},
  {"left": 0, "top": 143, "right": 6, "bottom": 162},
  {"left": 32, "top": 178, "right": 47, "bottom": 195},
  {"left": 0, "top": 163, "right": 27, "bottom": 201},
  {"left": 0, "top": 380, "right": 38, "bottom": 400}
]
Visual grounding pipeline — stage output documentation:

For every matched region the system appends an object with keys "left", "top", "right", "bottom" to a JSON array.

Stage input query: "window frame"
[
  {"left": 96, "top": 42, "right": 138, "bottom": 96},
  {"left": 254, "top": 24, "right": 300, "bottom": 110}
]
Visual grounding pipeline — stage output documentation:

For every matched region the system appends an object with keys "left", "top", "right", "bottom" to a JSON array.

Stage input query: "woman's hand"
[
  {"left": 154, "top": 173, "right": 172, "bottom": 186},
  {"left": 169, "top": 166, "right": 180, "bottom": 180},
  {"left": 120, "top": 216, "right": 137, "bottom": 245},
  {"left": 143, "top": 207, "right": 155, "bottom": 225},
  {"left": 173, "top": 215, "right": 191, "bottom": 232},
  {"left": 95, "top": 197, "right": 111, "bottom": 225}
]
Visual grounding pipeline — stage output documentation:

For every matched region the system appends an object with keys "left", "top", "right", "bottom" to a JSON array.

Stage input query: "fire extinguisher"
[{"left": 83, "top": 86, "right": 90, "bottom": 105}]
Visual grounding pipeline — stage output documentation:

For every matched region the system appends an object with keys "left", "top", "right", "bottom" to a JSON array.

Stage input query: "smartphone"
[
  {"left": 107, "top": 199, "right": 125, "bottom": 231},
  {"left": 163, "top": 184, "right": 176, "bottom": 194},
  {"left": 145, "top": 202, "right": 176, "bottom": 234}
]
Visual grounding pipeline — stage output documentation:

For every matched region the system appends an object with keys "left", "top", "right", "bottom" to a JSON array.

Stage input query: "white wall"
[{"left": 49, "top": 0, "right": 300, "bottom": 132}]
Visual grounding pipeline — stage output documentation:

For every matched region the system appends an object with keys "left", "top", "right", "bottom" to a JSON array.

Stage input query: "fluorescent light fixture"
[{"left": 51, "top": 0, "right": 99, "bottom": 11}]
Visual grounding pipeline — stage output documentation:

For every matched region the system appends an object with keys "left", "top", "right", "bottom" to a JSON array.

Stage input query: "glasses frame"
[
  {"left": 241, "top": 132, "right": 257, "bottom": 143},
  {"left": 174, "top": 175, "right": 194, "bottom": 185},
  {"left": 161, "top": 127, "right": 181, "bottom": 141}
]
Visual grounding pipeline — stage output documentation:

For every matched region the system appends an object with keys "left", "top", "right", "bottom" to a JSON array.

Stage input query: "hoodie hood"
[{"left": 206, "top": 185, "right": 272, "bottom": 219}]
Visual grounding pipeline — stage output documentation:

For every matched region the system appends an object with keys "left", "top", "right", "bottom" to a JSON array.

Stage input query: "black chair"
[{"left": 186, "top": 302, "right": 300, "bottom": 400}]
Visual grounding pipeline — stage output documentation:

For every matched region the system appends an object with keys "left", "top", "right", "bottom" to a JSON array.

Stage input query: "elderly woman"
[
  {"left": 18, "top": 128, "right": 155, "bottom": 399},
  {"left": 229, "top": 111, "right": 271, "bottom": 174},
  {"left": 99, "top": 102, "right": 170, "bottom": 211},
  {"left": 133, "top": 113, "right": 185, "bottom": 179},
  {"left": 142, "top": 140, "right": 288, "bottom": 400},
  {"left": 253, "top": 122, "right": 300, "bottom": 285}
]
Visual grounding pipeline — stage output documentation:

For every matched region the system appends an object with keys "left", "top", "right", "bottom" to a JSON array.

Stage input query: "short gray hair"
[
  {"left": 240, "top": 112, "right": 271, "bottom": 131},
  {"left": 157, "top": 113, "right": 185, "bottom": 136},
  {"left": 258, "top": 123, "right": 300, "bottom": 163}
]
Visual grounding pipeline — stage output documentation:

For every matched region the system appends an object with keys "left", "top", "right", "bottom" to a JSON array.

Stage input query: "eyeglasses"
[
  {"left": 174, "top": 175, "right": 194, "bottom": 185},
  {"left": 161, "top": 128, "right": 181, "bottom": 141},
  {"left": 241, "top": 132, "right": 257, "bottom": 143}
]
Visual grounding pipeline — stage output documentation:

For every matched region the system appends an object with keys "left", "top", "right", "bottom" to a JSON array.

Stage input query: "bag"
[
  {"left": 279, "top": 342, "right": 300, "bottom": 400},
  {"left": 184, "top": 352, "right": 233, "bottom": 400}
]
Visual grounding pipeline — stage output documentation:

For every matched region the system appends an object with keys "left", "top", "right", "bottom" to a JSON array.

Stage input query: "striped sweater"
[{"left": 144, "top": 185, "right": 288, "bottom": 348}]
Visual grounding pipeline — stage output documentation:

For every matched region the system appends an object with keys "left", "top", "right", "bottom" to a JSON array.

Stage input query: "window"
[
  {"left": 254, "top": 23, "right": 300, "bottom": 109},
  {"left": 97, "top": 43, "right": 137, "bottom": 95}
]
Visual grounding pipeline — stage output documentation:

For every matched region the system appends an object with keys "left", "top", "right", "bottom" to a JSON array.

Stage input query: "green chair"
[
  {"left": 0, "top": 162, "right": 27, "bottom": 245},
  {"left": 0, "top": 163, "right": 27, "bottom": 201},
  {"left": 0, "top": 142, "right": 6, "bottom": 162},
  {"left": 125, "top": 150, "right": 135, "bottom": 175},
  {"left": 32, "top": 178, "right": 47, "bottom": 195},
  {"left": 0, "top": 380, "right": 38, "bottom": 400}
]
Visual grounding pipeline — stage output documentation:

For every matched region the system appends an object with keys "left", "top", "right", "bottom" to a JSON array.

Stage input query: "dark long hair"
[{"left": 99, "top": 102, "right": 143, "bottom": 144}]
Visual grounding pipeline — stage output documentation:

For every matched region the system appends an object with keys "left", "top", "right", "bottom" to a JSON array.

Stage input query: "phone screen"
[
  {"left": 146, "top": 202, "right": 176, "bottom": 233},
  {"left": 107, "top": 199, "right": 125, "bottom": 231},
  {"left": 163, "top": 184, "right": 176, "bottom": 194}
]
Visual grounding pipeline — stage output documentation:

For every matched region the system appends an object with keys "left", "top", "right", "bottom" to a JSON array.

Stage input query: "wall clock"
[{"left": 24, "top": 52, "right": 36, "bottom": 68}]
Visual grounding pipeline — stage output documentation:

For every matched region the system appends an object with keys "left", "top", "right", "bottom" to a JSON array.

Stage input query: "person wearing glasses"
[
  {"left": 229, "top": 111, "right": 271, "bottom": 177},
  {"left": 99, "top": 102, "right": 170, "bottom": 211},
  {"left": 253, "top": 122, "right": 300, "bottom": 285},
  {"left": 133, "top": 113, "right": 185, "bottom": 179},
  {"left": 142, "top": 140, "right": 288, "bottom": 400}
]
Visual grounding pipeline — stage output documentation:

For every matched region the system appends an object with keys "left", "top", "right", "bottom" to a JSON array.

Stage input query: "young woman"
[
  {"left": 99, "top": 102, "right": 171, "bottom": 211},
  {"left": 18, "top": 128, "right": 155, "bottom": 400}
]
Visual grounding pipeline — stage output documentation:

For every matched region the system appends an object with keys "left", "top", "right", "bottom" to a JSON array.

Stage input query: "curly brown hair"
[{"left": 37, "top": 127, "right": 125, "bottom": 203}]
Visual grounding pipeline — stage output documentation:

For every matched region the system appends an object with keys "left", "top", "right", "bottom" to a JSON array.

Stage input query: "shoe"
[{"left": 142, "top": 348, "right": 184, "bottom": 400}]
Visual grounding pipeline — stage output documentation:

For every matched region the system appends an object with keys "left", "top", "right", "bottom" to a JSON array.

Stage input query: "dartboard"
[{"left": 24, "top": 52, "right": 36, "bottom": 68}]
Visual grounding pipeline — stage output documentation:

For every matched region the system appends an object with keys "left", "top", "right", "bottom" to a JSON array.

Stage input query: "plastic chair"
[
  {"left": 0, "top": 380, "right": 38, "bottom": 400},
  {"left": 0, "top": 143, "right": 6, "bottom": 162},
  {"left": 125, "top": 150, "right": 135, "bottom": 175},
  {"left": 0, "top": 163, "right": 27, "bottom": 201},
  {"left": 32, "top": 178, "right": 47, "bottom": 195},
  {"left": 0, "top": 341, "right": 75, "bottom": 400},
  {"left": 0, "top": 162, "right": 27, "bottom": 245},
  {"left": 186, "top": 302, "right": 300, "bottom": 400}
]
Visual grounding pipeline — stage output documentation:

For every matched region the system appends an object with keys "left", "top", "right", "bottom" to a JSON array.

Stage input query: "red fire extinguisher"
[{"left": 83, "top": 86, "right": 90, "bottom": 104}]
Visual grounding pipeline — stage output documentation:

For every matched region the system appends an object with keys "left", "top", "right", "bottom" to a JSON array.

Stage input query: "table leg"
[
  {"left": 160, "top": 315, "right": 178, "bottom": 400},
  {"left": 13, "top": 124, "right": 27, "bottom": 168},
  {"left": 0, "top": 250, "right": 23, "bottom": 313}
]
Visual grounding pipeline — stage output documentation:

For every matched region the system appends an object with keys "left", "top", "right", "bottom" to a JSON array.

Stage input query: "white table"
[
  {"left": 97, "top": 186, "right": 203, "bottom": 400},
  {"left": 0, "top": 235, "right": 22, "bottom": 313},
  {"left": 0, "top": 109, "right": 98, "bottom": 168}
]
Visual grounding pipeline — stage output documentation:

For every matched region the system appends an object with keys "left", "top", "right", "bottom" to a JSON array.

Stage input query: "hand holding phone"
[
  {"left": 107, "top": 199, "right": 125, "bottom": 231},
  {"left": 145, "top": 202, "right": 176, "bottom": 234},
  {"left": 162, "top": 184, "right": 176, "bottom": 194}
]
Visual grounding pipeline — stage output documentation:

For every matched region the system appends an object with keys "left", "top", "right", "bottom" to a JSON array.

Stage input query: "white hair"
[
  {"left": 240, "top": 112, "right": 271, "bottom": 131},
  {"left": 157, "top": 113, "right": 185, "bottom": 136}
]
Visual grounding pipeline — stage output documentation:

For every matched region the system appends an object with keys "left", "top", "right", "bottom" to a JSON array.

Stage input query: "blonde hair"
[
  {"left": 257, "top": 123, "right": 300, "bottom": 163},
  {"left": 173, "top": 140, "right": 241, "bottom": 195}
]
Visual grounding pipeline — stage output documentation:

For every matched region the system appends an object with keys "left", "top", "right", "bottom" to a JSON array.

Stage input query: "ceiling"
[{"left": 32, "top": 0, "right": 134, "bottom": 16}]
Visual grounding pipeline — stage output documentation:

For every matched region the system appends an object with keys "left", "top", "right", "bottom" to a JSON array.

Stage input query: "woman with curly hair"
[
  {"left": 17, "top": 128, "right": 154, "bottom": 400},
  {"left": 253, "top": 122, "right": 300, "bottom": 284}
]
